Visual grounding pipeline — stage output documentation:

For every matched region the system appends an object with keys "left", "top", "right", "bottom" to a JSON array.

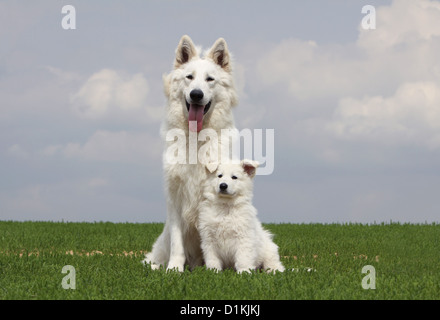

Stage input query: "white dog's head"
[
  {"left": 164, "top": 35, "right": 238, "bottom": 133},
  {"left": 205, "top": 160, "right": 259, "bottom": 199}
]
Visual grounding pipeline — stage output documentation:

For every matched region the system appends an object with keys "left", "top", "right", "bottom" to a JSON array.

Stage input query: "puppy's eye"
[
  {"left": 231, "top": 176, "right": 237, "bottom": 180},
  {"left": 186, "top": 75, "right": 193, "bottom": 80},
  {"left": 206, "top": 76, "right": 214, "bottom": 82},
  {"left": 218, "top": 174, "right": 223, "bottom": 178}
]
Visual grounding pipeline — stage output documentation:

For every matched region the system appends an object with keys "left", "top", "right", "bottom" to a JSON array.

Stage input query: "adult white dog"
[
  {"left": 198, "top": 160, "right": 285, "bottom": 273},
  {"left": 143, "top": 35, "right": 238, "bottom": 271}
]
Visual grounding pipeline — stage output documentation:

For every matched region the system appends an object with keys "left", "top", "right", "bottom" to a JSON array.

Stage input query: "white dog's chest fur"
[
  {"left": 163, "top": 136, "right": 231, "bottom": 228},
  {"left": 166, "top": 163, "right": 206, "bottom": 228}
]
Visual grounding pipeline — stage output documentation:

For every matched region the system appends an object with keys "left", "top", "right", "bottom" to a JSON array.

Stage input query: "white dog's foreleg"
[
  {"left": 204, "top": 254, "right": 223, "bottom": 272},
  {"left": 142, "top": 225, "right": 169, "bottom": 270},
  {"left": 166, "top": 217, "right": 186, "bottom": 272}
]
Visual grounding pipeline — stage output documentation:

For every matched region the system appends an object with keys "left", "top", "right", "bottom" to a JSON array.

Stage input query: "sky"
[{"left": 1, "top": 0, "right": 440, "bottom": 224}]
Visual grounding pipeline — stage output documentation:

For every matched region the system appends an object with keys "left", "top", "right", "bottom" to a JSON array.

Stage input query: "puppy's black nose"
[
  {"left": 219, "top": 183, "right": 228, "bottom": 191},
  {"left": 190, "top": 89, "right": 204, "bottom": 102}
]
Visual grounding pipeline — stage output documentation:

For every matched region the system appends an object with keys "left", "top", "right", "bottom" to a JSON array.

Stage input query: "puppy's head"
[{"left": 205, "top": 160, "right": 259, "bottom": 198}]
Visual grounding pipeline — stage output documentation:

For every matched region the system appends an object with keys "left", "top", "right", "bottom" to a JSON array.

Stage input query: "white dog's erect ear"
[
  {"left": 205, "top": 161, "right": 219, "bottom": 173},
  {"left": 207, "top": 38, "right": 230, "bottom": 72},
  {"left": 175, "top": 35, "right": 197, "bottom": 68},
  {"left": 241, "top": 160, "right": 259, "bottom": 178}
]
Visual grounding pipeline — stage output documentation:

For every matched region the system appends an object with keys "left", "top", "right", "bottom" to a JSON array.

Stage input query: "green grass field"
[{"left": 0, "top": 221, "right": 438, "bottom": 300}]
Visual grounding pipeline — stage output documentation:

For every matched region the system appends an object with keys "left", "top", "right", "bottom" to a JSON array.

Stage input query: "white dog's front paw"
[
  {"left": 141, "top": 253, "right": 152, "bottom": 265},
  {"left": 206, "top": 263, "right": 222, "bottom": 273},
  {"left": 145, "top": 262, "right": 161, "bottom": 270},
  {"left": 166, "top": 263, "right": 184, "bottom": 272},
  {"left": 236, "top": 268, "right": 253, "bottom": 274},
  {"left": 142, "top": 253, "right": 161, "bottom": 270}
]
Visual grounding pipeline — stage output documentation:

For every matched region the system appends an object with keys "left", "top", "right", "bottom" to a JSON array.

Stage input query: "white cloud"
[
  {"left": 328, "top": 81, "right": 440, "bottom": 149},
  {"left": 41, "top": 144, "right": 62, "bottom": 157},
  {"left": 357, "top": 0, "right": 440, "bottom": 51},
  {"left": 0, "top": 185, "right": 51, "bottom": 218},
  {"left": 254, "top": 0, "right": 440, "bottom": 153},
  {"left": 88, "top": 177, "right": 111, "bottom": 188},
  {"left": 72, "top": 69, "right": 146, "bottom": 116},
  {"left": 0, "top": 177, "right": 162, "bottom": 222},
  {"left": 7, "top": 144, "right": 29, "bottom": 159},
  {"left": 256, "top": 0, "right": 440, "bottom": 100},
  {"left": 71, "top": 69, "right": 162, "bottom": 122},
  {"left": 45, "top": 130, "right": 161, "bottom": 166}
]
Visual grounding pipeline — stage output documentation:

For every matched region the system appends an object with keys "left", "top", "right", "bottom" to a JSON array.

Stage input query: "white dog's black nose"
[
  {"left": 190, "top": 89, "right": 204, "bottom": 102},
  {"left": 219, "top": 183, "right": 228, "bottom": 191}
]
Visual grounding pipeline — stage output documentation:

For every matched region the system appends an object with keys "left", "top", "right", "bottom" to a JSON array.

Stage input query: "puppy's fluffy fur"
[{"left": 198, "top": 160, "right": 285, "bottom": 273}]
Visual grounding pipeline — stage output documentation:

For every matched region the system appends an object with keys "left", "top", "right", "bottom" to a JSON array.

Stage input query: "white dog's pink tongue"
[{"left": 188, "top": 104, "right": 204, "bottom": 132}]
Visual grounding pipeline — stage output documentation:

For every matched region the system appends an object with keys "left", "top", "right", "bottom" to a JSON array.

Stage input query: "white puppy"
[{"left": 198, "top": 160, "right": 285, "bottom": 273}]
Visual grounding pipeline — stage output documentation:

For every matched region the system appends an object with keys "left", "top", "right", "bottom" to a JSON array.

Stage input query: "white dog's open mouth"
[{"left": 186, "top": 101, "right": 211, "bottom": 132}]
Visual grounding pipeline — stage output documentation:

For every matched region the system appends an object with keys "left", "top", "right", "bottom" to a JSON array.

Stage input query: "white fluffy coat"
[
  {"left": 198, "top": 161, "right": 285, "bottom": 273},
  {"left": 143, "top": 35, "right": 238, "bottom": 271}
]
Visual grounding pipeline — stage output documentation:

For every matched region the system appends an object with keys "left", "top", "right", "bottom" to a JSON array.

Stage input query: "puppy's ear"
[
  {"left": 175, "top": 35, "right": 197, "bottom": 68},
  {"left": 241, "top": 160, "right": 259, "bottom": 178},
  {"left": 205, "top": 161, "right": 219, "bottom": 174},
  {"left": 207, "top": 38, "right": 231, "bottom": 72}
]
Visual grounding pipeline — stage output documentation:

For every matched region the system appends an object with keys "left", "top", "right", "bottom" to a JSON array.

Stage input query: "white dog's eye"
[
  {"left": 218, "top": 174, "right": 223, "bottom": 178},
  {"left": 186, "top": 74, "right": 193, "bottom": 80},
  {"left": 231, "top": 176, "right": 237, "bottom": 180},
  {"left": 206, "top": 76, "right": 214, "bottom": 82}
]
